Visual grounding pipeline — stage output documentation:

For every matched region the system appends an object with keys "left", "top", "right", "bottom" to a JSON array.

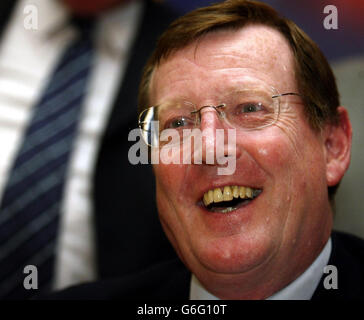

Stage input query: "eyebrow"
[{"left": 154, "top": 80, "right": 289, "bottom": 107}]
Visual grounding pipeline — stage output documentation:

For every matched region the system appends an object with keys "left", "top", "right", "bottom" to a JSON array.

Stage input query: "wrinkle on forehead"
[
  {"left": 150, "top": 24, "right": 298, "bottom": 104},
  {"left": 192, "top": 25, "right": 294, "bottom": 75}
]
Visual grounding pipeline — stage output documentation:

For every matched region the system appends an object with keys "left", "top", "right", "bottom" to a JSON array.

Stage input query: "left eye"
[
  {"left": 164, "top": 116, "right": 194, "bottom": 129},
  {"left": 238, "top": 102, "right": 264, "bottom": 113}
]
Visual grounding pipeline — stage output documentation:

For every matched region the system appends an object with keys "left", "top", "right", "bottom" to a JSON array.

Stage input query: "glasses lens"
[
  {"left": 139, "top": 101, "right": 197, "bottom": 147},
  {"left": 139, "top": 107, "right": 158, "bottom": 147},
  {"left": 224, "top": 88, "right": 278, "bottom": 130}
]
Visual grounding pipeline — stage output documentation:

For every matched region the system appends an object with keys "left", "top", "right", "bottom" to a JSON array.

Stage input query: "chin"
[{"left": 190, "top": 232, "right": 276, "bottom": 275}]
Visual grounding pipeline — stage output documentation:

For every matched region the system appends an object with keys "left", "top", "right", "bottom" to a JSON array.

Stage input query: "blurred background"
[{"left": 166, "top": 0, "right": 364, "bottom": 238}]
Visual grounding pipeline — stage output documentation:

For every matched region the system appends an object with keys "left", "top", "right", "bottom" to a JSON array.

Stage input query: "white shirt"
[
  {"left": 190, "top": 238, "right": 332, "bottom": 300},
  {"left": 0, "top": 0, "right": 143, "bottom": 290}
]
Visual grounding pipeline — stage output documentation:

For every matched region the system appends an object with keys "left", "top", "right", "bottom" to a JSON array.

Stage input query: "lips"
[{"left": 202, "top": 185, "right": 262, "bottom": 213}]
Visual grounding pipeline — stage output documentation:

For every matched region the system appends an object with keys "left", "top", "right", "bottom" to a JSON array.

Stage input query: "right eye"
[
  {"left": 238, "top": 102, "right": 265, "bottom": 113},
  {"left": 165, "top": 116, "right": 194, "bottom": 129}
]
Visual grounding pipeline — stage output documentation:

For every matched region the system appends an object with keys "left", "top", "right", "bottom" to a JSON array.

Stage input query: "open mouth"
[{"left": 201, "top": 186, "right": 262, "bottom": 213}]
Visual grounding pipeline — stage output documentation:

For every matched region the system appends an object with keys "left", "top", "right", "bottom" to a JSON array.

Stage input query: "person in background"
[{"left": 0, "top": 0, "right": 178, "bottom": 299}]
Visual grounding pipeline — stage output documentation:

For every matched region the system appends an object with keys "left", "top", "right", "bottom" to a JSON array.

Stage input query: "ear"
[{"left": 324, "top": 106, "right": 352, "bottom": 186}]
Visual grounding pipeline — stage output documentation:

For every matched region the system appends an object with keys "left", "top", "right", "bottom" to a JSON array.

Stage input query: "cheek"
[
  {"left": 154, "top": 165, "right": 183, "bottom": 238},
  {"left": 154, "top": 163, "right": 190, "bottom": 203},
  {"left": 154, "top": 164, "right": 197, "bottom": 262},
  {"left": 242, "top": 130, "right": 299, "bottom": 173},
  {"left": 154, "top": 164, "right": 177, "bottom": 189},
  {"left": 154, "top": 163, "right": 196, "bottom": 235},
  {"left": 241, "top": 126, "right": 325, "bottom": 196}
]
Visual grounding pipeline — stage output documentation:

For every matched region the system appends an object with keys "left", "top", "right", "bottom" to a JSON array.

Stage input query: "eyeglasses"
[{"left": 138, "top": 84, "right": 301, "bottom": 147}]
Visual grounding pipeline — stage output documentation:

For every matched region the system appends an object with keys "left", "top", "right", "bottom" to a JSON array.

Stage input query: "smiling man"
[
  {"left": 138, "top": 0, "right": 364, "bottom": 299},
  {"left": 47, "top": 0, "right": 364, "bottom": 300}
]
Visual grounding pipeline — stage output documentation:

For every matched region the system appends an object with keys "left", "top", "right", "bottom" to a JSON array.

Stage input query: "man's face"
[{"left": 150, "top": 25, "right": 333, "bottom": 298}]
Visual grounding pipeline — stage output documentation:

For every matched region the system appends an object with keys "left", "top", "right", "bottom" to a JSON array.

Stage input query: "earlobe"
[{"left": 325, "top": 106, "right": 352, "bottom": 186}]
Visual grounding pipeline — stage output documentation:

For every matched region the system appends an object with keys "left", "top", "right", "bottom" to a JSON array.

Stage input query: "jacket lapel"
[
  {"left": 101, "top": 0, "right": 174, "bottom": 140},
  {"left": 0, "top": 0, "right": 17, "bottom": 39},
  {"left": 92, "top": 0, "right": 179, "bottom": 278},
  {"left": 312, "top": 231, "right": 364, "bottom": 300}
]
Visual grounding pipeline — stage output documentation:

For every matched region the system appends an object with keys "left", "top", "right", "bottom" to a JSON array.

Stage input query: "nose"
[
  {"left": 197, "top": 107, "right": 220, "bottom": 164},
  {"left": 199, "top": 106, "right": 224, "bottom": 131},
  {"left": 197, "top": 107, "right": 239, "bottom": 167}
]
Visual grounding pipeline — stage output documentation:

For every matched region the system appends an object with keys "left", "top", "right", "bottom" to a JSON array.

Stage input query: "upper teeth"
[{"left": 203, "top": 186, "right": 258, "bottom": 206}]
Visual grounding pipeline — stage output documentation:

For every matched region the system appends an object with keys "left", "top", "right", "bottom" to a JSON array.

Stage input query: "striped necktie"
[{"left": 0, "top": 18, "right": 94, "bottom": 299}]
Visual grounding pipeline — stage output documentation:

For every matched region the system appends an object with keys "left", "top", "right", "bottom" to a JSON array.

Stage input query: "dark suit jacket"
[
  {"left": 42, "top": 231, "right": 364, "bottom": 300},
  {"left": 0, "top": 0, "right": 178, "bottom": 279}
]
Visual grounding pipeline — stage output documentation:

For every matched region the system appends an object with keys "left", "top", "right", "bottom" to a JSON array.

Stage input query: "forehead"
[{"left": 150, "top": 24, "right": 298, "bottom": 104}]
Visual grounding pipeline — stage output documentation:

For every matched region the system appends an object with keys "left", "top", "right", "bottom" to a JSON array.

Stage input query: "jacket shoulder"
[
  {"left": 333, "top": 231, "right": 364, "bottom": 260},
  {"left": 312, "top": 230, "right": 364, "bottom": 300},
  {"left": 41, "top": 258, "right": 190, "bottom": 300}
]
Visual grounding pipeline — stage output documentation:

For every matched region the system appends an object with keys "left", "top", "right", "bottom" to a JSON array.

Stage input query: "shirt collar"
[
  {"left": 18, "top": 0, "right": 143, "bottom": 51},
  {"left": 190, "top": 237, "right": 332, "bottom": 300}
]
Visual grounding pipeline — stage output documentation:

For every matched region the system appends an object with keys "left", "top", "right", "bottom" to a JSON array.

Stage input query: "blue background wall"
[{"left": 166, "top": 0, "right": 364, "bottom": 62}]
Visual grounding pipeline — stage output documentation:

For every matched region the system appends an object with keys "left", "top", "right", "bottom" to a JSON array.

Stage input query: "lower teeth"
[
  {"left": 206, "top": 198, "right": 251, "bottom": 213},
  {"left": 211, "top": 206, "right": 237, "bottom": 213}
]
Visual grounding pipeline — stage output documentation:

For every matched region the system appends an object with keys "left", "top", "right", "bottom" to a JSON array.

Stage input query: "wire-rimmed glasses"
[{"left": 138, "top": 82, "right": 300, "bottom": 147}]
